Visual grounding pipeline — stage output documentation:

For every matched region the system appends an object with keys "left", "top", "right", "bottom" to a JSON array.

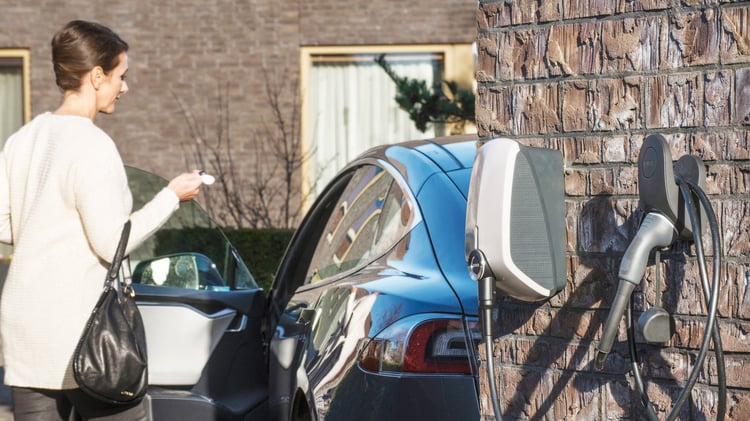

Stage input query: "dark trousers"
[{"left": 11, "top": 387, "right": 146, "bottom": 421}]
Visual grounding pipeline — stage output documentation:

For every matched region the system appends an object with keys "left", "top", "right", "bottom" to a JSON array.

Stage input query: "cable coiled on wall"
[{"left": 626, "top": 177, "right": 726, "bottom": 421}]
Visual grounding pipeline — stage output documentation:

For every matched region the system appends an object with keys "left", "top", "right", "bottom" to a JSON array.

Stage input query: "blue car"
[
  {"left": 128, "top": 134, "right": 484, "bottom": 420},
  {"left": 267, "top": 134, "right": 482, "bottom": 420}
]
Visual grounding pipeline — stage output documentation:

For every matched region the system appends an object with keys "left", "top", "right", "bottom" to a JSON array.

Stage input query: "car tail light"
[{"left": 358, "top": 314, "right": 480, "bottom": 375}]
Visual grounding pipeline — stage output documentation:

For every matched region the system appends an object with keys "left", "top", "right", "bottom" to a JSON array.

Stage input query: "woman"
[{"left": 0, "top": 20, "right": 203, "bottom": 420}]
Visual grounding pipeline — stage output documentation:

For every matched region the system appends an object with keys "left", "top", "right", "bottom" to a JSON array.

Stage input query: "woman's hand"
[{"left": 167, "top": 170, "right": 203, "bottom": 202}]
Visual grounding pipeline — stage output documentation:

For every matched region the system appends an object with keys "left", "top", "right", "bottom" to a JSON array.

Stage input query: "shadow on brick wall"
[{"left": 490, "top": 196, "right": 702, "bottom": 419}]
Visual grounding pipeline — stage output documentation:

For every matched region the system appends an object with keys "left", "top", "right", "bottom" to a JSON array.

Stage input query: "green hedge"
[
  {"left": 222, "top": 228, "right": 295, "bottom": 292},
  {"left": 150, "top": 227, "right": 295, "bottom": 293}
]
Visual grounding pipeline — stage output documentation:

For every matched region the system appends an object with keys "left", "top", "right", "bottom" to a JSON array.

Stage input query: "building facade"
[
  {"left": 0, "top": 0, "right": 476, "bottom": 227},
  {"left": 476, "top": 0, "right": 750, "bottom": 419}
]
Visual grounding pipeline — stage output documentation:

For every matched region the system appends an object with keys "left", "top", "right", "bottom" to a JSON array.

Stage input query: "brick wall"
[{"left": 476, "top": 1, "right": 750, "bottom": 419}]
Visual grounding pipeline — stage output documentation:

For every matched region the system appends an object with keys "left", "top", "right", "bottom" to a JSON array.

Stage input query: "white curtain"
[
  {"left": 0, "top": 67, "right": 24, "bottom": 146},
  {"left": 309, "top": 57, "right": 438, "bottom": 196}
]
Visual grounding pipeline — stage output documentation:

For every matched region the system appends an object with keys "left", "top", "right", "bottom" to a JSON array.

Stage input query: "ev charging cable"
[{"left": 626, "top": 176, "right": 726, "bottom": 421}]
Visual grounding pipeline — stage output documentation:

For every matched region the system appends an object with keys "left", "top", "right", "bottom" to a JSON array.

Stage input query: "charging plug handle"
[{"left": 596, "top": 212, "right": 676, "bottom": 370}]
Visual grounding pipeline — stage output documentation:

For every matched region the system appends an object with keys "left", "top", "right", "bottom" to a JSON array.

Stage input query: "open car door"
[{"left": 126, "top": 167, "right": 269, "bottom": 421}]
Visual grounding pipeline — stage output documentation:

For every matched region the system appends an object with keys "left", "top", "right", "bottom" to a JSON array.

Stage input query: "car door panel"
[
  {"left": 138, "top": 303, "right": 236, "bottom": 385},
  {"left": 134, "top": 284, "right": 269, "bottom": 420}
]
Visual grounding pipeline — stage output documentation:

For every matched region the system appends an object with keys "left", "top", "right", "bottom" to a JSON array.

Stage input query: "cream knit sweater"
[{"left": 0, "top": 113, "right": 179, "bottom": 389}]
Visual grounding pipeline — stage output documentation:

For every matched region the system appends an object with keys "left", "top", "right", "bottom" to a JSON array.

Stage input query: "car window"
[
  {"left": 125, "top": 166, "right": 257, "bottom": 290},
  {"left": 305, "top": 165, "right": 393, "bottom": 284},
  {"left": 373, "top": 180, "right": 413, "bottom": 257}
]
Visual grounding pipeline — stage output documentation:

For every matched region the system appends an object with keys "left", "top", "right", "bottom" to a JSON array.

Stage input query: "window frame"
[
  {"left": 299, "top": 44, "right": 474, "bottom": 210},
  {"left": 0, "top": 48, "right": 32, "bottom": 125}
]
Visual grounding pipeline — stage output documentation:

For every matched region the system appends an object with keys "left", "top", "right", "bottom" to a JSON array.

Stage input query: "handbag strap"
[{"left": 106, "top": 220, "right": 131, "bottom": 287}]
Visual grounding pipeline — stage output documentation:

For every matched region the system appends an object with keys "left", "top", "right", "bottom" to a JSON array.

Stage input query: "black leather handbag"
[{"left": 73, "top": 221, "right": 148, "bottom": 405}]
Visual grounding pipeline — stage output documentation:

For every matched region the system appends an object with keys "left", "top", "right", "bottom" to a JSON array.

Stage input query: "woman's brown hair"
[{"left": 51, "top": 20, "right": 129, "bottom": 91}]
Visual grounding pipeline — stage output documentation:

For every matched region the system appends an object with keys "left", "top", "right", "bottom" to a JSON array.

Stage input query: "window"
[
  {"left": 127, "top": 166, "right": 257, "bottom": 291},
  {"left": 306, "top": 165, "right": 392, "bottom": 284},
  {"left": 0, "top": 49, "right": 31, "bottom": 146},
  {"left": 300, "top": 44, "right": 474, "bottom": 201},
  {"left": 303, "top": 162, "right": 427, "bottom": 284}
]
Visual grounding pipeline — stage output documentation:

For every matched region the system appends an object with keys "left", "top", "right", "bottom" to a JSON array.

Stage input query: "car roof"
[
  {"left": 351, "top": 134, "right": 480, "bottom": 196},
  {"left": 398, "top": 134, "right": 479, "bottom": 171}
]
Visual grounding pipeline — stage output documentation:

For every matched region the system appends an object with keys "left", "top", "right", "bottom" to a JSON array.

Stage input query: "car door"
[{"left": 126, "top": 167, "right": 269, "bottom": 421}]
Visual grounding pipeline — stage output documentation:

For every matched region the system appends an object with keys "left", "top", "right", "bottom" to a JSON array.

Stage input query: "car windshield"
[{"left": 126, "top": 166, "right": 257, "bottom": 290}]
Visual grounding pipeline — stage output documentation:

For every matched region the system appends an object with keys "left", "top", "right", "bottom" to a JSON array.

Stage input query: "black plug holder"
[{"left": 638, "top": 134, "right": 706, "bottom": 240}]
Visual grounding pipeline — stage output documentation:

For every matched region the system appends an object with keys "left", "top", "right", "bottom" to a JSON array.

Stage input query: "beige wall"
[{"left": 476, "top": 1, "right": 750, "bottom": 419}]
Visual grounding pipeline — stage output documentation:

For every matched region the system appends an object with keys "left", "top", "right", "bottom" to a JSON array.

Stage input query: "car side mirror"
[
  {"left": 465, "top": 138, "right": 566, "bottom": 302},
  {"left": 133, "top": 253, "right": 229, "bottom": 291}
]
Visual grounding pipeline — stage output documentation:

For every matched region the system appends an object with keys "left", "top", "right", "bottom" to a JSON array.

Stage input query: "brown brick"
[
  {"left": 579, "top": 198, "right": 637, "bottom": 254},
  {"left": 563, "top": 0, "right": 616, "bottom": 18},
  {"left": 718, "top": 319, "right": 750, "bottom": 353},
  {"left": 565, "top": 203, "right": 579, "bottom": 253},
  {"left": 704, "top": 353, "right": 750, "bottom": 389},
  {"left": 491, "top": 303, "right": 537, "bottom": 337},
  {"left": 720, "top": 6, "right": 750, "bottom": 64},
  {"left": 512, "top": 336, "right": 566, "bottom": 369},
  {"left": 727, "top": 388, "right": 750, "bottom": 420},
  {"left": 513, "top": 83, "right": 561, "bottom": 134},
  {"left": 562, "top": 81, "right": 590, "bottom": 132},
  {"left": 513, "top": 29, "right": 550, "bottom": 80},
  {"left": 736, "top": 68, "right": 750, "bottom": 125},
  {"left": 642, "top": 259, "right": 692, "bottom": 313},
  {"left": 500, "top": 365, "right": 555, "bottom": 419},
  {"left": 547, "top": 22, "right": 601, "bottom": 77},
  {"left": 550, "top": 307, "right": 601, "bottom": 340},
  {"left": 641, "top": 382, "right": 692, "bottom": 419},
  {"left": 496, "top": 32, "right": 516, "bottom": 81},
  {"left": 616, "top": 166, "right": 638, "bottom": 195},
  {"left": 645, "top": 73, "right": 703, "bottom": 128},
  {"left": 615, "top": 0, "right": 672, "bottom": 12},
  {"left": 476, "top": 86, "right": 513, "bottom": 136},
  {"left": 590, "top": 168, "right": 616, "bottom": 195},
  {"left": 737, "top": 163, "right": 750, "bottom": 195},
  {"left": 564, "top": 340, "right": 597, "bottom": 371},
  {"left": 629, "top": 134, "right": 646, "bottom": 163},
  {"left": 723, "top": 200, "right": 750, "bottom": 258},
  {"left": 727, "top": 130, "right": 750, "bottom": 160},
  {"left": 562, "top": 137, "right": 601, "bottom": 164},
  {"left": 477, "top": 2, "right": 511, "bottom": 29},
  {"left": 565, "top": 169, "right": 588, "bottom": 196},
  {"left": 602, "top": 136, "right": 628, "bottom": 163},
  {"left": 511, "top": 0, "right": 562, "bottom": 24},
  {"left": 725, "top": 262, "right": 750, "bottom": 319},
  {"left": 591, "top": 77, "right": 642, "bottom": 131},
  {"left": 706, "top": 164, "right": 735, "bottom": 195},
  {"left": 643, "top": 349, "right": 690, "bottom": 382},
  {"left": 604, "top": 379, "right": 634, "bottom": 419},
  {"left": 565, "top": 257, "right": 612, "bottom": 309},
  {"left": 704, "top": 71, "right": 732, "bottom": 126},
  {"left": 665, "top": 10, "right": 720, "bottom": 68},
  {"left": 476, "top": 33, "right": 498, "bottom": 82},
  {"left": 602, "top": 17, "right": 661, "bottom": 73},
  {"left": 689, "top": 385, "right": 725, "bottom": 420},
  {"left": 691, "top": 131, "right": 727, "bottom": 161},
  {"left": 552, "top": 373, "right": 601, "bottom": 420}
]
